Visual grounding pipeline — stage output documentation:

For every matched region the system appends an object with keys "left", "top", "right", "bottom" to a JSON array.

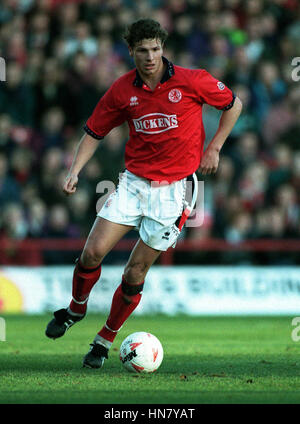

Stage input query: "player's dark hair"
[{"left": 123, "top": 18, "right": 168, "bottom": 48}]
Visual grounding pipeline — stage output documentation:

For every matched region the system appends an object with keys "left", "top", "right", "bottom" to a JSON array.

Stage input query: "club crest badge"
[
  {"left": 168, "top": 89, "right": 182, "bottom": 103},
  {"left": 217, "top": 81, "right": 225, "bottom": 90}
]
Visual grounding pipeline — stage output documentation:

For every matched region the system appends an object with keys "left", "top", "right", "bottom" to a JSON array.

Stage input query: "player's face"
[{"left": 129, "top": 39, "right": 163, "bottom": 78}]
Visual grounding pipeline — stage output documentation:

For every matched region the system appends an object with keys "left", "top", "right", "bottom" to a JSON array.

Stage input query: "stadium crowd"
[{"left": 0, "top": 0, "right": 299, "bottom": 265}]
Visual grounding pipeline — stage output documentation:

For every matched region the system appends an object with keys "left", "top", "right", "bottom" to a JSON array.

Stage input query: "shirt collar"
[{"left": 133, "top": 56, "right": 175, "bottom": 87}]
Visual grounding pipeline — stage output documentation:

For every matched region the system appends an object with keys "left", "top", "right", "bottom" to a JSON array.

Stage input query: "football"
[{"left": 119, "top": 332, "right": 164, "bottom": 373}]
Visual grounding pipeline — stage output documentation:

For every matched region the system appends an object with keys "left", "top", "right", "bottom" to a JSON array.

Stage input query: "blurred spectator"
[
  {"left": 229, "top": 84, "right": 256, "bottom": 137},
  {"left": 262, "top": 86, "right": 300, "bottom": 146},
  {"left": 244, "top": 16, "right": 265, "bottom": 64},
  {"left": 0, "top": 114, "right": 15, "bottom": 157},
  {"left": 11, "top": 147, "right": 33, "bottom": 185},
  {"left": 35, "top": 58, "right": 68, "bottom": 124},
  {"left": 275, "top": 184, "right": 299, "bottom": 231},
  {"left": 229, "top": 131, "right": 260, "bottom": 179},
  {"left": 43, "top": 204, "right": 80, "bottom": 238},
  {"left": 213, "top": 191, "right": 244, "bottom": 238},
  {"left": 27, "top": 198, "right": 47, "bottom": 238},
  {"left": 279, "top": 96, "right": 300, "bottom": 151},
  {"left": 42, "top": 203, "right": 80, "bottom": 264},
  {"left": 227, "top": 47, "right": 252, "bottom": 86},
  {"left": 254, "top": 207, "right": 297, "bottom": 265},
  {"left": 0, "top": 62, "right": 36, "bottom": 126},
  {"left": 225, "top": 210, "right": 253, "bottom": 243},
  {"left": 7, "top": 31, "right": 27, "bottom": 66},
  {"left": 0, "top": 203, "right": 28, "bottom": 239},
  {"left": 267, "top": 143, "right": 292, "bottom": 199},
  {"left": 213, "top": 156, "right": 235, "bottom": 207},
  {"left": 253, "top": 208, "right": 270, "bottom": 239},
  {"left": 38, "top": 147, "right": 66, "bottom": 205},
  {"left": 239, "top": 161, "right": 269, "bottom": 212},
  {"left": 63, "top": 21, "right": 98, "bottom": 58},
  {"left": 40, "top": 107, "right": 66, "bottom": 149},
  {"left": 67, "top": 187, "right": 94, "bottom": 236},
  {"left": 252, "top": 61, "right": 287, "bottom": 127},
  {"left": 291, "top": 152, "right": 300, "bottom": 194},
  {"left": 23, "top": 50, "right": 45, "bottom": 85},
  {"left": 27, "top": 12, "right": 50, "bottom": 51},
  {"left": 223, "top": 210, "right": 253, "bottom": 264},
  {"left": 98, "top": 126, "right": 126, "bottom": 182},
  {"left": 0, "top": 153, "right": 21, "bottom": 206}
]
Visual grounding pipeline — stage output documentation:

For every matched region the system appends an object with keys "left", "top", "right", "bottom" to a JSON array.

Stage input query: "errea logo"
[{"left": 130, "top": 96, "right": 139, "bottom": 106}]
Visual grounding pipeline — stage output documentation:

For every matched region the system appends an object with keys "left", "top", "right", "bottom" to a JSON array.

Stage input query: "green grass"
[{"left": 0, "top": 314, "right": 300, "bottom": 404}]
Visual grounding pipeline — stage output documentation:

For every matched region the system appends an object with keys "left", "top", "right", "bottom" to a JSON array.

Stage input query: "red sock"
[
  {"left": 68, "top": 259, "right": 102, "bottom": 315},
  {"left": 98, "top": 275, "right": 144, "bottom": 343}
]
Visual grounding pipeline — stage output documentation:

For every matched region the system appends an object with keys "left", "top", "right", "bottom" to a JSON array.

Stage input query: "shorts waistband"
[{"left": 124, "top": 168, "right": 195, "bottom": 187}]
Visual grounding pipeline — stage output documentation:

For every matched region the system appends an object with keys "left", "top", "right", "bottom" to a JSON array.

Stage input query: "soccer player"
[{"left": 45, "top": 19, "right": 242, "bottom": 368}]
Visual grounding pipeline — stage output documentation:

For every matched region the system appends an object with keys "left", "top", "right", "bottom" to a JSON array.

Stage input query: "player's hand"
[
  {"left": 63, "top": 173, "right": 78, "bottom": 195},
  {"left": 198, "top": 147, "right": 220, "bottom": 175}
]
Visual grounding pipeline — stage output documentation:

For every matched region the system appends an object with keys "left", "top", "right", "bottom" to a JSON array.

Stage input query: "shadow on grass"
[{"left": 1, "top": 352, "right": 299, "bottom": 378}]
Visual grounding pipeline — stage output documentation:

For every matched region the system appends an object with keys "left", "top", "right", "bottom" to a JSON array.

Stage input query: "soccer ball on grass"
[{"left": 119, "top": 331, "right": 163, "bottom": 373}]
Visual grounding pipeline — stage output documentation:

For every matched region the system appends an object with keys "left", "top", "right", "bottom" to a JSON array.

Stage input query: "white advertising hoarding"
[{"left": 0, "top": 266, "right": 300, "bottom": 315}]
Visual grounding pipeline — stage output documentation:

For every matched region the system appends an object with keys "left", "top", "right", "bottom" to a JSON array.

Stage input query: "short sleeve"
[
  {"left": 84, "top": 82, "right": 126, "bottom": 139},
  {"left": 194, "top": 69, "right": 235, "bottom": 111}
]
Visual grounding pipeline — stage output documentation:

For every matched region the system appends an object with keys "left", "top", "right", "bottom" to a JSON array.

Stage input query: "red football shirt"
[{"left": 85, "top": 57, "right": 235, "bottom": 183}]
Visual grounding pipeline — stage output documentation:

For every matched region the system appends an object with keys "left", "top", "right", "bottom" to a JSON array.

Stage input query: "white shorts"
[{"left": 98, "top": 169, "right": 198, "bottom": 251}]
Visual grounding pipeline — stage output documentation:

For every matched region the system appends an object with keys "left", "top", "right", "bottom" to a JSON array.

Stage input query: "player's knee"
[
  {"left": 123, "top": 262, "right": 149, "bottom": 284},
  {"left": 80, "top": 245, "right": 105, "bottom": 268}
]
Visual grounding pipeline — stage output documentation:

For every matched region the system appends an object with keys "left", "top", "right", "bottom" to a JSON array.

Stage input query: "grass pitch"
[{"left": 0, "top": 314, "right": 300, "bottom": 404}]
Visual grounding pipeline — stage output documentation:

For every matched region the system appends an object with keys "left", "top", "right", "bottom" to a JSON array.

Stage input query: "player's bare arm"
[
  {"left": 63, "top": 133, "right": 101, "bottom": 195},
  {"left": 198, "top": 96, "right": 243, "bottom": 175}
]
